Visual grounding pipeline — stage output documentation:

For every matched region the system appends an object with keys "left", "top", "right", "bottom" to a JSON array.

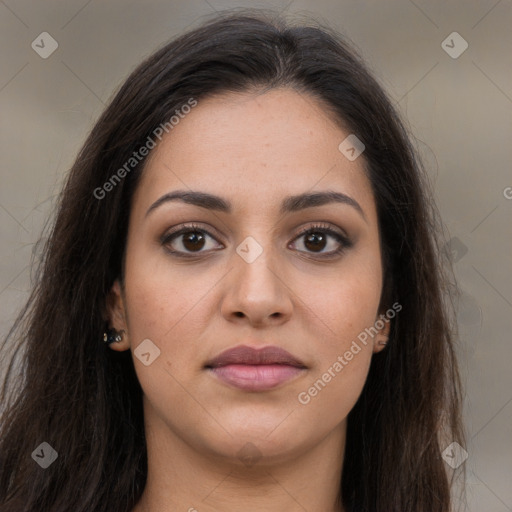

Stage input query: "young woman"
[{"left": 0, "top": 10, "right": 465, "bottom": 512}]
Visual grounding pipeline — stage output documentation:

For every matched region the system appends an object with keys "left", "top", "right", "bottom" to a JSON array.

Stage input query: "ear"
[
  {"left": 372, "top": 312, "right": 392, "bottom": 354},
  {"left": 105, "top": 279, "right": 130, "bottom": 352}
]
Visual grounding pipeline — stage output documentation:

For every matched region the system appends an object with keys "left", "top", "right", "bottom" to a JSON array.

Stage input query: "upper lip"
[{"left": 205, "top": 345, "right": 306, "bottom": 368}]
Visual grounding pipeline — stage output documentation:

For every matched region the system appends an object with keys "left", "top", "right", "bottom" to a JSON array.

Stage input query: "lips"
[
  {"left": 205, "top": 345, "right": 307, "bottom": 392},
  {"left": 205, "top": 345, "right": 306, "bottom": 369}
]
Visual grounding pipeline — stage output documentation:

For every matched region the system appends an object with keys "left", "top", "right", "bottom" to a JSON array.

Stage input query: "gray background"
[{"left": 0, "top": 1, "right": 511, "bottom": 510}]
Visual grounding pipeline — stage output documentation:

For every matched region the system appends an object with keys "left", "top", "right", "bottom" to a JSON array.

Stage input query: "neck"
[{"left": 133, "top": 399, "right": 347, "bottom": 512}]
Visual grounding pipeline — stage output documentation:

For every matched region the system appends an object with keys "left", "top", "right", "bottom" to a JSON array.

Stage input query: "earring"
[
  {"left": 103, "top": 328, "right": 124, "bottom": 345},
  {"left": 378, "top": 336, "right": 389, "bottom": 347}
]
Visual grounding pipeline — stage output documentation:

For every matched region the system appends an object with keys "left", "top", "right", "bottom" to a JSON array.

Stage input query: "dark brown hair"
[{"left": 0, "top": 9, "right": 465, "bottom": 512}]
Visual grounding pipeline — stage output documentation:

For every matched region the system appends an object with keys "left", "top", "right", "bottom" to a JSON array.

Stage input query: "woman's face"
[{"left": 109, "top": 87, "right": 389, "bottom": 465}]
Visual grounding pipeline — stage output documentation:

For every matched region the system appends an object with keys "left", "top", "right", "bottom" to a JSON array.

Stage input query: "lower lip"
[{"left": 208, "top": 364, "right": 305, "bottom": 391}]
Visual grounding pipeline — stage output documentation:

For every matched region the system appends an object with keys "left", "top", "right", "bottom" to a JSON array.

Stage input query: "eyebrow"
[{"left": 145, "top": 189, "right": 367, "bottom": 222}]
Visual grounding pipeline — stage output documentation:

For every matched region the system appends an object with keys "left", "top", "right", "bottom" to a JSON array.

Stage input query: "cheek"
[
  {"left": 122, "top": 242, "right": 223, "bottom": 379},
  {"left": 298, "top": 288, "right": 377, "bottom": 408},
  {"left": 121, "top": 267, "right": 209, "bottom": 416},
  {"left": 295, "top": 343, "right": 372, "bottom": 429},
  {"left": 297, "top": 254, "right": 383, "bottom": 352},
  {"left": 292, "top": 254, "right": 382, "bottom": 415},
  {"left": 122, "top": 234, "right": 203, "bottom": 335}
]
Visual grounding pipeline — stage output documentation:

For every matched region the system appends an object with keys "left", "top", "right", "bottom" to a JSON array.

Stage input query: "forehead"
[{"left": 133, "top": 88, "right": 376, "bottom": 220}]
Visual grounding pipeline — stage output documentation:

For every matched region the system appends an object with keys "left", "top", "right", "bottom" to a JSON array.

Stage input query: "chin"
[{"left": 196, "top": 418, "right": 315, "bottom": 466}]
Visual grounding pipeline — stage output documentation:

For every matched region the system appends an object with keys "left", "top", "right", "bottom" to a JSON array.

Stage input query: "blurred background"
[{"left": 0, "top": 1, "right": 511, "bottom": 510}]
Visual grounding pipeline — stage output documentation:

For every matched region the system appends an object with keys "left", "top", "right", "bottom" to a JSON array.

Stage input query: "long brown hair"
[{"left": 0, "top": 10, "right": 465, "bottom": 511}]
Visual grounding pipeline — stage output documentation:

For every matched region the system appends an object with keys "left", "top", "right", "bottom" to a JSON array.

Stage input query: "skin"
[{"left": 107, "top": 87, "right": 390, "bottom": 512}]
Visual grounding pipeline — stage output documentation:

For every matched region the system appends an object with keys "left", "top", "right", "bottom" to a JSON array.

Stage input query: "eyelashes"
[
  {"left": 161, "top": 223, "right": 222, "bottom": 257},
  {"left": 290, "top": 223, "right": 353, "bottom": 258},
  {"left": 160, "top": 222, "right": 353, "bottom": 259}
]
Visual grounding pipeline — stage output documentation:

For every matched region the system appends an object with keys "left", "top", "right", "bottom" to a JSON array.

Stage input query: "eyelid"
[
  {"left": 294, "top": 221, "right": 349, "bottom": 241},
  {"left": 161, "top": 222, "right": 224, "bottom": 243}
]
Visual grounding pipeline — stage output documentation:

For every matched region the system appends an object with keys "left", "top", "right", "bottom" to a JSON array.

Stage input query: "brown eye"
[
  {"left": 290, "top": 224, "right": 352, "bottom": 258},
  {"left": 181, "top": 231, "right": 206, "bottom": 251},
  {"left": 162, "top": 224, "right": 223, "bottom": 257},
  {"left": 303, "top": 231, "right": 327, "bottom": 252}
]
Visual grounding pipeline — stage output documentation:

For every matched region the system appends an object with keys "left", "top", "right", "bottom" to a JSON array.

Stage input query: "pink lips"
[{"left": 205, "top": 345, "right": 307, "bottom": 391}]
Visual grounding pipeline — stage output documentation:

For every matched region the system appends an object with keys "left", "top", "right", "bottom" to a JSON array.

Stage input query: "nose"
[{"left": 220, "top": 241, "right": 293, "bottom": 327}]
